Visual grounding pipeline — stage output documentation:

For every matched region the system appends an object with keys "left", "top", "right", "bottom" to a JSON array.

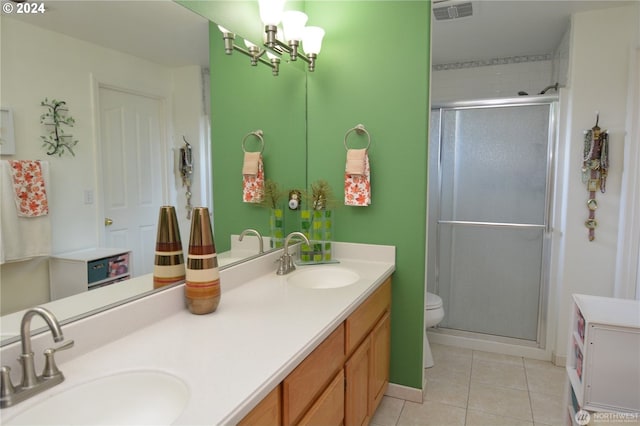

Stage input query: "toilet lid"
[{"left": 426, "top": 292, "right": 443, "bottom": 310}]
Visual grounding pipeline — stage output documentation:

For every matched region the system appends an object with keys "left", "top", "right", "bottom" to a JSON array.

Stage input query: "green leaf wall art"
[{"left": 40, "top": 98, "right": 78, "bottom": 157}]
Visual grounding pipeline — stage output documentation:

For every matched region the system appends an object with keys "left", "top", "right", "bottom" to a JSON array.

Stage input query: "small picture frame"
[{"left": 0, "top": 108, "right": 16, "bottom": 155}]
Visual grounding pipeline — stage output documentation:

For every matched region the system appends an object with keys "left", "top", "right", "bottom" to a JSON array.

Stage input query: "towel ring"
[
  {"left": 344, "top": 124, "right": 371, "bottom": 151},
  {"left": 242, "top": 130, "right": 265, "bottom": 153}
]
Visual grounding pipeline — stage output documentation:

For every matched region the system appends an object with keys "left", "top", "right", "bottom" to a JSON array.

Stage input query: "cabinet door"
[
  {"left": 346, "top": 278, "right": 391, "bottom": 354},
  {"left": 345, "top": 337, "right": 371, "bottom": 426},
  {"left": 238, "top": 385, "right": 281, "bottom": 426},
  {"left": 298, "top": 370, "right": 345, "bottom": 426},
  {"left": 370, "top": 312, "right": 391, "bottom": 415},
  {"left": 283, "top": 324, "right": 345, "bottom": 426}
]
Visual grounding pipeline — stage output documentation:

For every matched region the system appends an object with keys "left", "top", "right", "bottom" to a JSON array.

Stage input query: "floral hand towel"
[
  {"left": 344, "top": 149, "right": 371, "bottom": 206},
  {"left": 8, "top": 160, "right": 49, "bottom": 217},
  {"left": 242, "top": 152, "right": 264, "bottom": 203}
]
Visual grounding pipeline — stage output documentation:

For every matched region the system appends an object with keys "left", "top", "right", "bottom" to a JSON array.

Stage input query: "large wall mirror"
[{"left": 0, "top": 0, "right": 307, "bottom": 346}]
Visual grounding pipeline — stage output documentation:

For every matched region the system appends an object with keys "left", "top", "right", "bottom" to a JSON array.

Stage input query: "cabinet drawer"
[
  {"left": 298, "top": 370, "right": 345, "bottom": 426},
  {"left": 238, "top": 385, "right": 281, "bottom": 426},
  {"left": 87, "top": 258, "right": 110, "bottom": 283},
  {"left": 346, "top": 278, "right": 391, "bottom": 355},
  {"left": 283, "top": 324, "right": 345, "bottom": 426},
  {"left": 88, "top": 253, "right": 130, "bottom": 284}
]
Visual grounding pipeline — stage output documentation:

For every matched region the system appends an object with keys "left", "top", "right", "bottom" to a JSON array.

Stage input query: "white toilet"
[{"left": 424, "top": 292, "right": 445, "bottom": 368}]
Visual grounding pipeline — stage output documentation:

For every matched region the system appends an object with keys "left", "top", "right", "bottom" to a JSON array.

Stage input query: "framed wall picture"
[{"left": 0, "top": 108, "right": 16, "bottom": 155}]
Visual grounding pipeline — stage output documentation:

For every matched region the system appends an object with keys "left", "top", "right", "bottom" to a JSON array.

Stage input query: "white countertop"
[
  {"left": 0, "top": 248, "right": 266, "bottom": 344},
  {"left": 0, "top": 242, "right": 395, "bottom": 425}
]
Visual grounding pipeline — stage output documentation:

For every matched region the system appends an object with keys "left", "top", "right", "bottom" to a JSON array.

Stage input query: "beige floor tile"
[
  {"left": 524, "top": 359, "right": 568, "bottom": 397},
  {"left": 529, "top": 391, "right": 565, "bottom": 426},
  {"left": 471, "top": 358, "right": 528, "bottom": 390},
  {"left": 397, "top": 400, "right": 466, "bottom": 426},
  {"left": 424, "top": 376, "right": 469, "bottom": 408},
  {"left": 371, "top": 396, "right": 405, "bottom": 426},
  {"left": 467, "top": 382, "right": 533, "bottom": 422},
  {"left": 473, "top": 350, "right": 525, "bottom": 366},
  {"left": 425, "top": 349, "right": 472, "bottom": 387},
  {"left": 466, "top": 409, "right": 534, "bottom": 426},
  {"left": 431, "top": 343, "right": 473, "bottom": 363}
]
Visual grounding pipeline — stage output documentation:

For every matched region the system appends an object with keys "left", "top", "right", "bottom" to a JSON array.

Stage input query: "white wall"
[
  {"left": 552, "top": 4, "right": 638, "bottom": 362},
  {"left": 0, "top": 18, "right": 205, "bottom": 314},
  {"left": 430, "top": 3, "right": 639, "bottom": 363}
]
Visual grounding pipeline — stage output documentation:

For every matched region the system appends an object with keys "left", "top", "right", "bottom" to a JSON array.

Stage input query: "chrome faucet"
[
  {"left": 239, "top": 228, "right": 264, "bottom": 254},
  {"left": 1, "top": 307, "right": 74, "bottom": 408},
  {"left": 277, "top": 231, "right": 310, "bottom": 275}
]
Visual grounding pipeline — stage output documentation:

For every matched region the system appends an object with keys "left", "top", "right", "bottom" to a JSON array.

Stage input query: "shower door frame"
[{"left": 429, "top": 95, "right": 558, "bottom": 348}]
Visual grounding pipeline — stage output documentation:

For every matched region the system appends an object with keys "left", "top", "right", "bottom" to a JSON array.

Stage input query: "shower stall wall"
[{"left": 428, "top": 96, "right": 557, "bottom": 346}]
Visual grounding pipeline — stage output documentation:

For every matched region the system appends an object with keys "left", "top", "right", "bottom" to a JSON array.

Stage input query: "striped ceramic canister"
[
  {"left": 153, "top": 206, "right": 185, "bottom": 289},
  {"left": 185, "top": 207, "right": 221, "bottom": 314}
]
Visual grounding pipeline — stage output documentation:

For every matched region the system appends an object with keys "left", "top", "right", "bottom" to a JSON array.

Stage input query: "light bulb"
[
  {"left": 217, "top": 25, "right": 231, "bottom": 34},
  {"left": 258, "top": 0, "right": 286, "bottom": 26},
  {"left": 302, "top": 26, "right": 325, "bottom": 55},
  {"left": 244, "top": 39, "right": 257, "bottom": 49},
  {"left": 282, "top": 11, "right": 308, "bottom": 42},
  {"left": 266, "top": 51, "right": 279, "bottom": 60}
]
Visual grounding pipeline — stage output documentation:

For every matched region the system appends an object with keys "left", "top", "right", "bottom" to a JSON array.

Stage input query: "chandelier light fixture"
[{"left": 217, "top": 0, "right": 325, "bottom": 76}]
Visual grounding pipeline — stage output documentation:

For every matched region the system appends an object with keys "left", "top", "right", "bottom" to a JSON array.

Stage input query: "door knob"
[{"left": 104, "top": 218, "right": 113, "bottom": 226}]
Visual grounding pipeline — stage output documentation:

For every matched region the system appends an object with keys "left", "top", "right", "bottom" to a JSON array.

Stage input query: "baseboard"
[{"left": 385, "top": 382, "right": 423, "bottom": 403}]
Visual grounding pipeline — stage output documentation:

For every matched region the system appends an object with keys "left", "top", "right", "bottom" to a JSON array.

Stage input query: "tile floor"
[{"left": 371, "top": 343, "right": 568, "bottom": 426}]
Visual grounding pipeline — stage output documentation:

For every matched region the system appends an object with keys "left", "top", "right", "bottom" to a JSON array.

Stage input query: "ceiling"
[
  {"left": 431, "top": 0, "right": 634, "bottom": 65},
  {"left": 2, "top": 0, "right": 210, "bottom": 68},
  {"left": 3, "top": 1, "right": 633, "bottom": 68}
]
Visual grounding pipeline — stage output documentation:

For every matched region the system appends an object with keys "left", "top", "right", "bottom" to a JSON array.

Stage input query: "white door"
[{"left": 99, "top": 86, "right": 167, "bottom": 276}]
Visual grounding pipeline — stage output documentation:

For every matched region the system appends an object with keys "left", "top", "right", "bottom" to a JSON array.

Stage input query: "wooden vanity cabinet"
[
  {"left": 370, "top": 311, "right": 391, "bottom": 411},
  {"left": 283, "top": 324, "right": 345, "bottom": 426},
  {"left": 238, "top": 385, "right": 282, "bottom": 426},
  {"left": 297, "top": 370, "right": 345, "bottom": 426},
  {"left": 345, "top": 335, "right": 371, "bottom": 425},
  {"left": 345, "top": 278, "right": 392, "bottom": 426},
  {"left": 238, "top": 277, "right": 392, "bottom": 426}
]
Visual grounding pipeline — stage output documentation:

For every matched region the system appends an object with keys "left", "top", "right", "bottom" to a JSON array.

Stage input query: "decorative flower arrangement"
[
  {"left": 306, "top": 179, "right": 336, "bottom": 210},
  {"left": 259, "top": 179, "right": 284, "bottom": 210},
  {"left": 40, "top": 98, "right": 78, "bottom": 157}
]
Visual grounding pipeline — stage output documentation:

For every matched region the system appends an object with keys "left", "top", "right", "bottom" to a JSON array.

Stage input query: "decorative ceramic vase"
[
  {"left": 153, "top": 206, "right": 185, "bottom": 289},
  {"left": 185, "top": 207, "right": 221, "bottom": 314},
  {"left": 269, "top": 208, "right": 285, "bottom": 248}
]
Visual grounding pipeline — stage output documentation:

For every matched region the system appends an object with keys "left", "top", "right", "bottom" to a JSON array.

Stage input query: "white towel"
[{"left": 1, "top": 160, "right": 52, "bottom": 264}]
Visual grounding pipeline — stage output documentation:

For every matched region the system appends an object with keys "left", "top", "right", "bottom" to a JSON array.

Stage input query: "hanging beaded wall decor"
[{"left": 581, "top": 114, "right": 609, "bottom": 241}]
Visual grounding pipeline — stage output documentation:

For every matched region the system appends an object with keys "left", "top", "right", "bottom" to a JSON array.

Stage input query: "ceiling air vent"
[{"left": 433, "top": 2, "right": 473, "bottom": 20}]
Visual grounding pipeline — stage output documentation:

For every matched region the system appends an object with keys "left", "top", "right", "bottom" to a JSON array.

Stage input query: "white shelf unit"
[
  {"left": 49, "top": 248, "right": 132, "bottom": 300},
  {"left": 566, "top": 294, "right": 640, "bottom": 418}
]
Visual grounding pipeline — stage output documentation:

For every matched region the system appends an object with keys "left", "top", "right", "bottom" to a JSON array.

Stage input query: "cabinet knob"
[{"left": 104, "top": 218, "right": 113, "bottom": 226}]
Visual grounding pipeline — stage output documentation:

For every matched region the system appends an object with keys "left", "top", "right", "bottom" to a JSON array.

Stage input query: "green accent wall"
[
  {"left": 305, "top": 1, "right": 430, "bottom": 389},
  {"left": 180, "top": 0, "right": 430, "bottom": 390},
  {"left": 207, "top": 22, "right": 307, "bottom": 252}
]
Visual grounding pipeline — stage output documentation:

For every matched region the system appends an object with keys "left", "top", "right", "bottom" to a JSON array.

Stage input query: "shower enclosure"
[{"left": 427, "top": 96, "right": 556, "bottom": 346}]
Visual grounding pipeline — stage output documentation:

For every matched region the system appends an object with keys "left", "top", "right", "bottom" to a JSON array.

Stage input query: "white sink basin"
[
  {"left": 5, "top": 370, "right": 189, "bottom": 425},
  {"left": 288, "top": 266, "right": 360, "bottom": 289}
]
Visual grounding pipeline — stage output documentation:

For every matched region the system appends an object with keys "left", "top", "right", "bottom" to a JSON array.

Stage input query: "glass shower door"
[{"left": 433, "top": 102, "right": 553, "bottom": 342}]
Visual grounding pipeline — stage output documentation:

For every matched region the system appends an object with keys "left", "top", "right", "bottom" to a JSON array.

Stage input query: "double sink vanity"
[{"left": 0, "top": 241, "right": 395, "bottom": 425}]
